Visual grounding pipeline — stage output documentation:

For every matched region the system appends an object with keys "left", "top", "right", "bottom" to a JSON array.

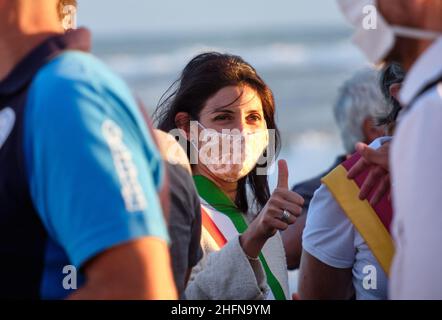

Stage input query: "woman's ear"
[
  {"left": 175, "top": 112, "right": 191, "bottom": 138},
  {"left": 389, "top": 83, "right": 402, "bottom": 103}
]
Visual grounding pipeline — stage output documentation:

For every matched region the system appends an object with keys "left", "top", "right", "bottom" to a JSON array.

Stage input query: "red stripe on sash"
[
  {"left": 342, "top": 153, "right": 393, "bottom": 232},
  {"left": 201, "top": 206, "right": 227, "bottom": 248}
]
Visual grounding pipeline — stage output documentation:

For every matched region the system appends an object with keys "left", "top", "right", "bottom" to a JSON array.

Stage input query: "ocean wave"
[
  {"left": 267, "top": 129, "right": 344, "bottom": 187},
  {"left": 99, "top": 40, "right": 366, "bottom": 80}
]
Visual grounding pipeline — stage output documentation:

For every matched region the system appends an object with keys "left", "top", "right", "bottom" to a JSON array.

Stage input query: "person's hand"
[
  {"left": 240, "top": 160, "right": 304, "bottom": 258},
  {"left": 254, "top": 160, "right": 304, "bottom": 238},
  {"left": 347, "top": 141, "right": 391, "bottom": 205}
]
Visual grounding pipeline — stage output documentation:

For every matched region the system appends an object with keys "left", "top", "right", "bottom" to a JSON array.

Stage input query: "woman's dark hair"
[
  {"left": 153, "top": 52, "right": 280, "bottom": 213},
  {"left": 377, "top": 62, "right": 406, "bottom": 126}
]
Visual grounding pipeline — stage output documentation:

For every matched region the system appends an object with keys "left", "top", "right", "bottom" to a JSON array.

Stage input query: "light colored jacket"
[{"left": 185, "top": 226, "right": 290, "bottom": 300}]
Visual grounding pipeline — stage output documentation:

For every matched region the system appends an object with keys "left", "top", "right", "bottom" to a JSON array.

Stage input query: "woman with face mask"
[{"left": 154, "top": 52, "right": 304, "bottom": 300}]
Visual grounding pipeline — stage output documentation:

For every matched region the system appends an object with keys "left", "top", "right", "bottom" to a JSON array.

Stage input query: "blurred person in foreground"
[
  {"left": 154, "top": 129, "right": 203, "bottom": 299},
  {"left": 0, "top": 0, "right": 176, "bottom": 299},
  {"left": 337, "top": 0, "right": 442, "bottom": 299},
  {"left": 155, "top": 52, "right": 304, "bottom": 300},
  {"left": 283, "top": 68, "right": 389, "bottom": 270},
  {"left": 298, "top": 64, "right": 404, "bottom": 300}
]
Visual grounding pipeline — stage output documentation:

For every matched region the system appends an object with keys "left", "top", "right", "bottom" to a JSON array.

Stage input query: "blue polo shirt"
[{"left": 0, "top": 29, "right": 168, "bottom": 299}]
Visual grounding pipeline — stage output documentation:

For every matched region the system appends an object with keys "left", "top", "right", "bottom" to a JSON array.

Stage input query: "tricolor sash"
[
  {"left": 321, "top": 153, "right": 395, "bottom": 276},
  {"left": 193, "top": 175, "right": 288, "bottom": 300}
]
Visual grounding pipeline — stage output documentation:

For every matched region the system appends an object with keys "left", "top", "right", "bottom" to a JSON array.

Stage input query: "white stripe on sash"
[{"left": 201, "top": 200, "right": 239, "bottom": 242}]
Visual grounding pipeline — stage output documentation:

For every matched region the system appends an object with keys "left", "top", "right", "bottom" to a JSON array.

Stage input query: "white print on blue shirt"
[{"left": 102, "top": 119, "right": 147, "bottom": 212}]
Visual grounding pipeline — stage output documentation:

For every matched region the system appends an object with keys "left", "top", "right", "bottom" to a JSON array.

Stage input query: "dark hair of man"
[{"left": 377, "top": 62, "right": 406, "bottom": 126}]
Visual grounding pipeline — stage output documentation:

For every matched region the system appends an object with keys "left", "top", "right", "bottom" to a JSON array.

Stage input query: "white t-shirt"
[
  {"left": 390, "top": 37, "right": 442, "bottom": 299},
  {"left": 302, "top": 138, "right": 390, "bottom": 300}
]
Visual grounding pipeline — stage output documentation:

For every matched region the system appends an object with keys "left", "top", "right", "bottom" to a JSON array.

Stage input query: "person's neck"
[
  {"left": 400, "top": 39, "right": 434, "bottom": 71},
  {"left": 192, "top": 166, "right": 238, "bottom": 202},
  {"left": 0, "top": 8, "right": 63, "bottom": 81},
  {"left": 0, "top": 32, "right": 62, "bottom": 81}
]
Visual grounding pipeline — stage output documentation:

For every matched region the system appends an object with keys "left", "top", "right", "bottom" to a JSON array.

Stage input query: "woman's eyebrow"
[
  {"left": 211, "top": 106, "right": 236, "bottom": 113},
  {"left": 246, "top": 109, "right": 262, "bottom": 114}
]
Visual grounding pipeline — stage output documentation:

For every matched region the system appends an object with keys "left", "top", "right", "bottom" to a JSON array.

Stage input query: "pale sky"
[{"left": 77, "top": 0, "right": 349, "bottom": 35}]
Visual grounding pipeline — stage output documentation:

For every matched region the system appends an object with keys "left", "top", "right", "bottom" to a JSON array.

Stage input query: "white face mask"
[
  {"left": 192, "top": 122, "right": 269, "bottom": 182},
  {"left": 337, "top": 0, "right": 442, "bottom": 64}
]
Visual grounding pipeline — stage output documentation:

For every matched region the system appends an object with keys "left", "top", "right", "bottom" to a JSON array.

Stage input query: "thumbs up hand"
[
  {"left": 277, "top": 159, "right": 290, "bottom": 189},
  {"left": 239, "top": 160, "right": 304, "bottom": 259},
  {"left": 259, "top": 159, "right": 304, "bottom": 235}
]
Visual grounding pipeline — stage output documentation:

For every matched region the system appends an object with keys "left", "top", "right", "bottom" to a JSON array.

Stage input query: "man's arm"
[
  {"left": 299, "top": 184, "right": 356, "bottom": 299},
  {"left": 281, "top": 213, "right": 307, "bottom": 270},
  {"left": 68, "top": 237, "right": 177, "bottom": 300},
  {"left": 299, "top": 250, "right": 353, "bottom": 300}
]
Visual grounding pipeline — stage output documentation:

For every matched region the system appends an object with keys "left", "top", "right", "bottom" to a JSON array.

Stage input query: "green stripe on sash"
[{"left": 193, "top": 175, "right": 286, "bottom": 300}]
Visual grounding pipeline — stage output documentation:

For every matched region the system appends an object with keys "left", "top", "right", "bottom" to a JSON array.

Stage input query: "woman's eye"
[
  {"left": 247, "top": 114, "right": 262, "bottom": 122},
  {"left": 214, "top": 114, "right": 232, "bottom": 121}
]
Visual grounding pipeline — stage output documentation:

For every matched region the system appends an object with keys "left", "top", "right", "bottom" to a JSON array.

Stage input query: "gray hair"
[{"left": 333, "top": 68, "right": 389, "bottom": 153}]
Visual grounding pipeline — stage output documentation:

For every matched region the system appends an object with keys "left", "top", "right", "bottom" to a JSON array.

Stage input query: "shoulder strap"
[{"left": 408, "top": 74, "right": 442, "bottom": 110}]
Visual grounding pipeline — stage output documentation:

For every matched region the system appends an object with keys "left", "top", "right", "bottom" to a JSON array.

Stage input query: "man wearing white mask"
[{"left": 337, "top": 0, "right": 442, "bottom": 299}]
